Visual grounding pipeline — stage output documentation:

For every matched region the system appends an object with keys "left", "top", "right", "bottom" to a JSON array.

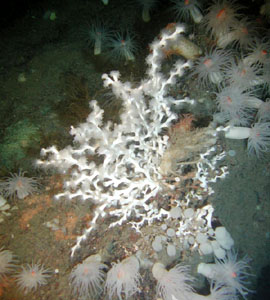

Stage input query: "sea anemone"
[
  {"left": 257, "top": 98, "right": 270, "bottom": 121},
  {"left": 0, "top": 170, "right": 40, "bottom": 200},
  {"left": 217, "top": 17, "right": 257, "bottom": 49},
  {"left": 105, "top": 256, "right": 141, "bottom": 300},
  {"left": 208, "top": 282, "right": 238, "bottom": 300},
  {"left": 85, "top": 20, "right": 112, "bottom": 55},
  {"left": 136, "top": 0, "right": 159, "bottom": 22},
  {"left": 15, "top": 262, "right": 51, "bottom": 293},
  {"left": 244, "top": 38, "right": 270, "bottom": 66},
  {"left": 170, "top": 0, "right": 203, "bottom": 23},
  {"left": 0, "top": 248, "right": 16, "bottom": 280},
  {"left": 70, "top": 254, "right": 107, "bottom": 298},
  {"left": 152, "top": 262, "right": 194, "bottom": 300},
  {"left": 215, "top": 85, "right": 258, "bottom": 125},
  {"left": 213, "top": 250, "right": 253, "bottom": 299},
  {"left": 108, "top": 30, "right": 138, "bottom": 62},
  {"left": 191, "top": 47, "right": 232, "bottom": 89},
  {"left": 224, "top": 59, "right": 262, "bottom": 89},
  {"left": 203, "top": 0, "right": 243, "bottom": 39},
  {"left": 198, "top": 249, "right": 253, "bottom": 299},
  {"left": 225, "top": 122, "right": 270, "bottom": 157},
  {"left": 247, "top": 121, "right": 270, "bottom": 157},
  {"left": 261, "top": 59, "right": 270, "bottom": 93}
]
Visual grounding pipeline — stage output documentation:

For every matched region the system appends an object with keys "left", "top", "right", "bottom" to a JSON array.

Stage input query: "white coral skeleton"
[{"left": 37, "top": 24, "right": 225, "bottom": 257}]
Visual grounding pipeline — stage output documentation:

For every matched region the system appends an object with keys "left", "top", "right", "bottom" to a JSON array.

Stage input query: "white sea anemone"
[
  {"left": 215, "top": 250, "right": 253, "bottom": 299},
  {"left": 257, "top": 98, "right": 270, "bottom": 121},
  {"left": 244, "top": 38, "right": 270, "bottom": 66},
  {"left": 225, "top": 121, "right": 270, "bottom": 157},
  {"left": 191, "top": 47, "right": 232, "bottom": 89},
  {"left": 15, "top": 262, "right": 51, "bottom": 293},
  {"left": 203, "top": 0, "right": 243, "bottom": 39},
  {"left": 86, "top": 19, "right": 112, "bottom": 55},
  {"left": 152, "top": 262, "right": 194, "bottom": 300},
  {"left": 0, "top": 248, "right": 16, "bottom": 279},
  {"left": 108, "top": 30, "right": 138, "bottom": 61},
  {"left": 70, "top": 254, "right": 107, "bottom": 298},
  {"left": 171, "top": 0, "right": 203, "bottom": 24},
  {"left": 224, "top": 60, "right": 262, "bottom": 89},
  {"left": 136, "top": 0, "right": 158, "bottom": 22},
  {"left": 247, "top": 122, "right": 270, "bottom": 157},
  {"left": 105, "top": 256, "right": 141, "bottom": 300},
  {"left": 208, "top": 282, "right": 238, "bottom": 300},
  {"left": 217, "top": 17, "right": 257, "bottom": 49},
  {"left": 215, "top": 86, "right": 258, "bottom": 125},
  {"left": 0, "top": 170, "right": 40, "bottom": 199},
  {"left": 198, "top": 249, "right": 253, "bottom": 299}
]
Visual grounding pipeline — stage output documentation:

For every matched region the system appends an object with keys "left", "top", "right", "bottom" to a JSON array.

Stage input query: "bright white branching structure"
[{"left": 37, "top": 24, "right": 224, "bottom": 257}]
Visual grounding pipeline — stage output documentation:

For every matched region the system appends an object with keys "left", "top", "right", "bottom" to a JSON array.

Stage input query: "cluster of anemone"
[
  {"left": 68, "top": 249, "right": 253, "bottom": 300},
  {"left": 84, "top": 20, "right": 139, "bottom": 62},
  {"left": 0, "top": 248, "right": 51, "bottom": 295},
  {"left": 70, "top": 255, "right": 141, "bottom": 300},
  {"left": 152, "top": 249, "right": 252, "bottom": 300},
  {"left": 188, "top": 0, "right": 270, "bottom": 158}
]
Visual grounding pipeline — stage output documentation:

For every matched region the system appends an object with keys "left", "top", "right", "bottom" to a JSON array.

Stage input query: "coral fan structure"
[{"left": 37, "top": 24, "right": 226, "bottom": 257}]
